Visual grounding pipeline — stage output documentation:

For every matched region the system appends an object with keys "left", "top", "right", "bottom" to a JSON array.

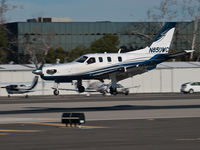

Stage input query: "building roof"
[
  {"left": 0, "top": 64, "right": 35, "bottom": 71},
  {"left": 157, "top": 62, "right": 200, "bottom": 69}
]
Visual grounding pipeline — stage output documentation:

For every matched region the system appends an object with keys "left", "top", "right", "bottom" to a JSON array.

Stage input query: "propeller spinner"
[
  {"left": 32, "top": 62, "right": 44, "bottom": 76},
  {"left": 32, "top": 69, "right": 43, "bottom": 75}
]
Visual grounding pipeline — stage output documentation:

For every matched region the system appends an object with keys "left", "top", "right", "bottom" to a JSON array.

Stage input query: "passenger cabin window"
[
  {"left": 107, "top": 57, "right": 111, "bottom": 62},
  {"left": 99, "top": 57, "right": 103, "bottom": 62},
  {"left": 76, "top": 56, "right": 88, "bottom": 63},
  {"left": 87, "top": 57, "right": 96, "bottom": 64},
  {"left": 118, "top": 56, "right": 122, "bottom": 62}
]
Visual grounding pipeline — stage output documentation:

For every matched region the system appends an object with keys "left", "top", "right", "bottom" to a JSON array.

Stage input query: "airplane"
[
  {"left": 1, "top": 76, "right": 39, "bottom": 97},
  {"left": 32, "top": 22, "right": 194, "bottom": 95},
  {"left": 52, "top": 81, "right": 140, "bottom": 96},
  {"left": 84, "top": 82, "right": 140, "bottom": 96},
  {"left": 52, "top": 81, "right": 109, "bottom": 96}
]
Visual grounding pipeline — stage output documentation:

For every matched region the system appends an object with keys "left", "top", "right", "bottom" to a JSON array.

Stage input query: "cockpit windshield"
[{"left": 75, "top": 56, "right": 88, "bottom": 63}]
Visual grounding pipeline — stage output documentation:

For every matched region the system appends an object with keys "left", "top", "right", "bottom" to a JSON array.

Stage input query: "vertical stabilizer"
[
  {"left": 128, "top": 22, "right": 176, "bottom": 54},
  {"left": 28, "top": 76, "right": 39, "bottom": 90},
  {"left": 149, "top": 22, "right": 176, "bottom": 54}
]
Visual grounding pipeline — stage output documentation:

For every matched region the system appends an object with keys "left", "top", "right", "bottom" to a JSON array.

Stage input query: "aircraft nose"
[{"left": 32, "top": 69, "right": 43, "bottom": 75}]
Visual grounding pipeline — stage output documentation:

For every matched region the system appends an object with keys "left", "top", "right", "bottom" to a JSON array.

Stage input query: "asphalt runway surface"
[{"left": 0, "top": 93, "right": 200, "bottom": 150}]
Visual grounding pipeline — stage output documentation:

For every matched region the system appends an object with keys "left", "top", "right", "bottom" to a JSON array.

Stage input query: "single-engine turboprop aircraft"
[
  {"left": 32, "top": 22, "right": 194, "bottom": 95},
  {"left": 1, "top": 76, "right": 39, "bottom": 97}
]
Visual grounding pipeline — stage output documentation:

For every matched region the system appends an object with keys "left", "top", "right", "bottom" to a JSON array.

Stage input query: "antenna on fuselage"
[{"left": 118, "top": 49, "right": 121, "bottom": 53}]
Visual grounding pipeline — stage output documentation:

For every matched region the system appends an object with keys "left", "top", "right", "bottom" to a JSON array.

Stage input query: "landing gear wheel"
[
  {"left": 110, "top": 87, "right": 117, "bottom": 95},
  {"left": 54, "top": 89, "right": 59, "bottom": 96},
  {"left": 125, "top": 91, "right": 129, "bottom": 95},
  {"left": 78, "top": 85, "right": 85, "bottom": 93}
]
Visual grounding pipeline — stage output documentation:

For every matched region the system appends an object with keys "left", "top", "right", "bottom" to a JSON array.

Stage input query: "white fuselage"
[{"left": 41, "top": 51, "right": 155, "bottom": 82}]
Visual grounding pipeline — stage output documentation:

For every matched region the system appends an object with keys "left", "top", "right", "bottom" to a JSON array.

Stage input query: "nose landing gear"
[
  {"left": 53, "top": 82, "right": 60, "bottom": 96},
  {"left": 53, "top": 89, "right": 59, "bottom": 96}
]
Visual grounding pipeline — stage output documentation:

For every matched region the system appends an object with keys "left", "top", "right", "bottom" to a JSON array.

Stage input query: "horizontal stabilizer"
[{"left": 167, "top": 50, "right": 194, "bottom": 58}]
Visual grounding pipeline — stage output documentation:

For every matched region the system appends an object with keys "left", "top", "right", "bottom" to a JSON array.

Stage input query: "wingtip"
[{"left": 184, "top": 50, "right": 195, "bottom": 53}]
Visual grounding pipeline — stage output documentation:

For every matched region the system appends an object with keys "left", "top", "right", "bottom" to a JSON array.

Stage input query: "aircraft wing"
[
  {"left": 19, "top": 89, "right": 36, "bottom": 92},
  {"left": 52, "top": 87, "right": 78, "bottom": 91},
  {"left": 52, "top": 87, "right": 98, "bottom": 92},
  {"left": 124, "top": 85, "right": 141, "bottom": 89},
  {"left": 1, "top": 86, "right": 7, "bottom": 88}
]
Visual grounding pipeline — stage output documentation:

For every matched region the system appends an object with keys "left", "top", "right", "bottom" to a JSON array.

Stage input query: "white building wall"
[
  {"left": 173, "top": 68, "right": 200, "bottom": 92},
  {"left": 120, "top": 68, "right": 200, "bottom": 93},
  {"left": 0, "top": 67, "right": 200, "bottom": 96}
]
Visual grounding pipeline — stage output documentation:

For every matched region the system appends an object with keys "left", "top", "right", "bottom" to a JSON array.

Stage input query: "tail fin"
[
  {"left": 28, "top": 76, "right": 38, "bottom": 90},
  {"left": 149, "top": 22, "right": 176, "bottom": 53},
  {"left": 129, "top": 22, "right": 176, "bottom": 54}
]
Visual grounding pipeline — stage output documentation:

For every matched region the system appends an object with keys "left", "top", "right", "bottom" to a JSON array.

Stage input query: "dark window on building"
[
  {"left": 87, "top": 57, "right": 96, "bottom": 64},
  {"left": 107, "top": 57, "right": 111, "bottom": 62},
  {"left": 99, "top": 57, "right": 103, "bottom": 62},
  {"left": 118, "top": 56, "right": 122, "bottom": 62},
  {"left": 43, "top": 18, "right": 52, "bottom": 22}
]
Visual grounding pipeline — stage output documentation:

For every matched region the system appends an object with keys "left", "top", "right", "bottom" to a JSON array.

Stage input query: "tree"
[
  {"left": 67, "top": 45, "right": 89, "bottom": 62},
  {"left": 90, "top": 33, "right": 119, "bottom": 53},
  {"left": 22, "top": 28, "right": 59, "bottom": 65},
  {"left": 0, "top": 27, "right": 7, "bottom": 63},
  {"left": 55, "top": 47, "right": 66, "bottom": 63},
  {"left": 0, "top": 0, "right": 17, "bottom": 63},
  {"left": 147, "top": 0, "right": 200, "bottom": 60},
  {"left": 180, "top": 0, "right": 200, "bottom": 59},
  {"left": 45, "top": 47, "right": 66, "bottom": 64},
  {"left": 67, "top": 34, "right": 120, "bottom": 62},
  {"left": 147, "top": 0, "right": 177, "bottom": 25}
]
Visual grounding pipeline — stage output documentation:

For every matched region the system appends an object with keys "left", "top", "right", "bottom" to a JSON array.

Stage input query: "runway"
[
  {"left": 0, "top": 93, "right": 200, "bottom": 123},
  {"left": 0, "top": 93, "right": 200, "bottom": 150}
]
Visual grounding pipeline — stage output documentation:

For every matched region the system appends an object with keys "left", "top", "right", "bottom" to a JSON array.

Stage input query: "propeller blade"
[
  {"left": 39, "top": 63, "right": 44, "bottom": 70},
  {"left": 33, "top": 60, "right": 45, "bottom": 76}
]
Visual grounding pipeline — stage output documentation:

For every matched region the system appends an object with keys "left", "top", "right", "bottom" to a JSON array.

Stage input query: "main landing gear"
[
  {"left": 77, "top": 80, "right": 85, "bottom": 93},
  {"left": 109, "top": 74, "right": 118, "bottom": 95},
  {"left": 53, "top": 80, "right": 85, "bottom": 96},
  {"left": 110, "top": 87, "right": 117, "bottom": 95}
]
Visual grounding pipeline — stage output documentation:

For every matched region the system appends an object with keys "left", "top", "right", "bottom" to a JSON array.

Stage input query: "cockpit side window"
[
  {"left": 87, "top": 57, "right": 96, "bottom": 64},
  {"left": 76, "top": 56, "right": 88, "bottom": 63}
]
